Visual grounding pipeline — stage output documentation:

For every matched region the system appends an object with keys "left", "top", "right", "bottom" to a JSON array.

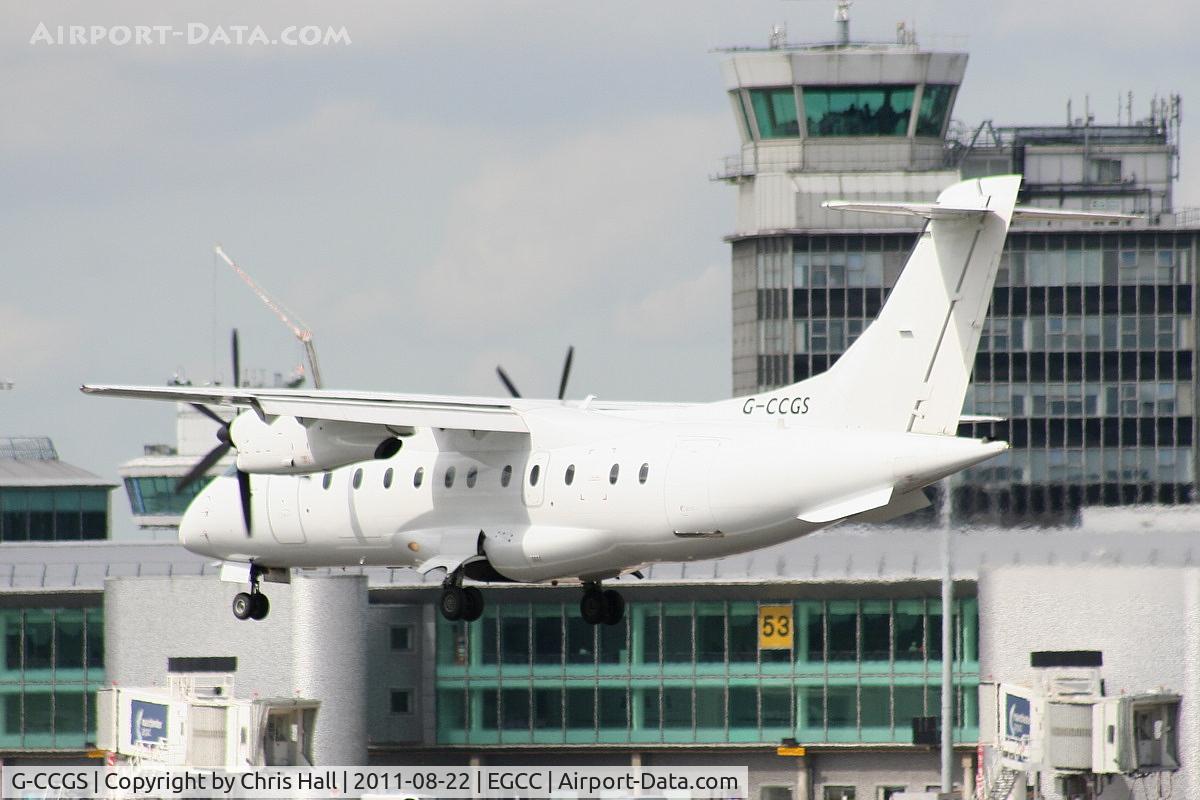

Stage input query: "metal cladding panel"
[
  {"left": 728, "top": 53, "right": 792, "bottom": 87},
  {"left": 1046, "top": 702, "right": 1093, "bottom": 769},
  {"left": 291, "top": 574, "right": 368, "bottom": 766},
  {"left": 926, "top": 52, "right": 968, "bottom": 84},
  {"left": 792, "top": 51, "right": 931, "bottom": 85},
  {"left": 104, "top": 576, "right": 296, "bottom": 696}
]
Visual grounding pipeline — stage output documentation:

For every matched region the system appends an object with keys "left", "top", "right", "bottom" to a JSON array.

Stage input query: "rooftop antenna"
[
  {"left": 213, "top": 245, "right": 324, "bottom": 389},
  {"left": 768, "top": 23, "right": 787, "bottom": 49},
  {"left": 835, "top": 0, "right": 851, "bottom": 45}
]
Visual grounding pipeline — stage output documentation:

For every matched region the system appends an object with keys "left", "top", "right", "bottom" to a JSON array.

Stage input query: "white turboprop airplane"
[{"left": 84, "top": 176, "right": 1131, "bottom": 625}]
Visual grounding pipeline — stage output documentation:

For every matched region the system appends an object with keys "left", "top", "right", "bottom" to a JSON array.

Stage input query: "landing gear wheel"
[
  {"left": 440, "top": 586, "right": 465, "bottom": 621},
  {"left": 580, "top": 588, "right": 606, "bottom": 625},
  {"left": 232, "top": 592, "right": 254, "bottom": 620},
  {"left": 249, "top": 592, "right": 270, "bottom": 620},
  {"left": 601, "top": 589, "right": 625, "bottom": 625},
  {"left": 461, "top": 586, "right": 485, "bottom": 622}
]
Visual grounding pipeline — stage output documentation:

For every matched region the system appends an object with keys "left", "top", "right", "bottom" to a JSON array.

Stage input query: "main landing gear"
[
  {"left": 580, "top": 582, "right": 625, "bottom": 626},
  {"left": 232, "top": 564, "right": 270, "bottom": 621},
  {"left": 439, "top": 571, "right": 484, "bottom": 622}
]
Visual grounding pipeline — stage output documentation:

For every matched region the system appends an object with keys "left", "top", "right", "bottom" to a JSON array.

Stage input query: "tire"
[
  {"left": 440, "top": 586, "right": 465, "bottom": 621},
  {"left": 580, "top": 589, "right": 606, "bottom": 625},
  {"left": 249, "top": 593, "right": 270, "bottom": 620},
  {"left": 232, "top": 592, "right": 254, "bottom": 620},
  {"left": 601, "top": 589, "right": 625, "bottom": 625},
  {"left": 461, "top": 587, "right": 484, "bottom": 622}
]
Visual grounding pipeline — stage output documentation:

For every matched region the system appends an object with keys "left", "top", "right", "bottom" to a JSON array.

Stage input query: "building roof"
[
  {"left": 0, "top": 436, "right": 117, "bottom": 488},
  {"left": 0, "top": 457, "right": 116, "bottom": 488},
  {"left": 1, "top": 523, "right": 1197, "bottom": 596}
]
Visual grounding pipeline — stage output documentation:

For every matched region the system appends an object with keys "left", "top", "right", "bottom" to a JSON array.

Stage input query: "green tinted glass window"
[
  {"left": 804, "top": 85, "right": 915, "bottom": 137},
  {"left": 916, "top": 84, "right": 954, "bottom": 137},
  {"left": 534, "top": 689, "right": 562, "bottom": 729},
  {"left": 750, "top": 88, "right": 800, "bottom": 139}
]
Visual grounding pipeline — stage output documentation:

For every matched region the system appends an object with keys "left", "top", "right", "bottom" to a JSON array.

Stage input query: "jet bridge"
[{"left": 95, "top": 673, "right": 319, "bottom": 768}]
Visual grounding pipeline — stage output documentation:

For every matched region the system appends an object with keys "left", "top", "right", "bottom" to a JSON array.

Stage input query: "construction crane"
[{"left": 214, "top": 245, "right": 324, "bottom": 389}]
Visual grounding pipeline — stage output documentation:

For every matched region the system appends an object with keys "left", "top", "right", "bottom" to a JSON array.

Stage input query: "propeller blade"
[
  {"left": 236, "top": 469, "right": 253, "bottom": 534},
  {"left": 496, "top": 366, "right": 521, "bottom": 398},
  {"left": 190, "top": 403, "right": 225, "bottom": 426},
  {"left": 174, "top": 442, "right": 232, "bottom": 495},
  {"left": 231, "top": 328, "right": 241, "bottom": 388},
  {"left": 557, "top": 345, "right": 575, "bottom": 400}
]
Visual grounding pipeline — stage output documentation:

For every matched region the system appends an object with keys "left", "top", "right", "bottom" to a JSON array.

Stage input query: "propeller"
[
  {"left": 496, "top": 346, "right": 575, "bottom": 401},
  {"left": 174, "top": 329, "right": 253, "bottom": 534}
]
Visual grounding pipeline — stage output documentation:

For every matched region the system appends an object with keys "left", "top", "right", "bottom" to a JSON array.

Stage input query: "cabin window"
[
  {"left": 466, "top": 466, "right": 478, "bottom": 488},
  {"left": 609, "top": 464, "right": 620, "bottom": 485},
  {"left": 383, "top": 468, "right": 394, "bottom": 489},
  {"left": 639, "top": 463, "right": 649, "bottom": 484},
  {"left": 352, "top": 469, "right": 363, "bottom": 489},
  {"left": 444, "top": 466, "right": 456, "bottom": 488},
  {"left": 322, "top": 472, "right": 332, "bottom": 490},
  {"left": 529, "top": 464, "right": 541, "bottom": 487},
  {"left": 565, "top": 465, "right": 575, "bottom": 486},
  {"left": 501, "top": 465, "right": 513, "bottom": 487},
  {"left": 413, "top": 467, "right": 424, "bottom": 488}
]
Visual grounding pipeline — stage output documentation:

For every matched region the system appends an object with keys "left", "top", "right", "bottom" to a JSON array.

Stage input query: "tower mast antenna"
[{"left": 213, "top": 245, "right": 325, "bottom": 389}]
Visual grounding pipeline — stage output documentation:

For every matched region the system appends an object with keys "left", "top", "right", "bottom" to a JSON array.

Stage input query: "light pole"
[{"left": 940, "top": 477, "right": 954, "bottom": 795}]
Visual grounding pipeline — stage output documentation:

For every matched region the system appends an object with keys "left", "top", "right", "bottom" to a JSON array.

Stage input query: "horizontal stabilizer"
[
  {"left": 821, "top": 200, "right": 988, "bottom": 219},
  {"left": 1011, "top": 206, "right": 1141, "bottom": 222},
  {"left": 797, "top": 485, "right": 893, "bottom": 524},
  {"left": 823, "top": 199, "right": 1139, "bottom": 223}
]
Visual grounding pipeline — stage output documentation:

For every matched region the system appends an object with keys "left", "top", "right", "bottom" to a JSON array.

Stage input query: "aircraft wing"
[{"left": 80, "top": 384, "right": 530, "bottom": 433}]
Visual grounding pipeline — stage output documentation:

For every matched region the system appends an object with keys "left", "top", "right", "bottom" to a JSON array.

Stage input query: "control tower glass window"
[
  {"left": 916, "top": 84, "right": 954, "bottom": 137},
  {"left": 749, "top": 88, "right": 800, "bottom": 139},
  {"left": 803, "top": 85, "right": 915, "bottom": 137}
]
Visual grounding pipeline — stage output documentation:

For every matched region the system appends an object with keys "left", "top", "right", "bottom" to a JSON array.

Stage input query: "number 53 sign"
[{"left": 758, "top": 604, "right": 794, "bottom": 649}]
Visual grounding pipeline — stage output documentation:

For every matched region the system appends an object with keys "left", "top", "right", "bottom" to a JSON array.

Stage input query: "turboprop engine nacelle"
[{"left": 230, "top": 413, "right": 404, "bottom": 474}]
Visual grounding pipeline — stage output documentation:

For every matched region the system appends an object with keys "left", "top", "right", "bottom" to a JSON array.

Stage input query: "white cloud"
[
  {"left": 612, "top": 262, "right": 728, "bottom": 344},
  {"left": 414, "top": 112, "right": 729, "bottom": 338}
]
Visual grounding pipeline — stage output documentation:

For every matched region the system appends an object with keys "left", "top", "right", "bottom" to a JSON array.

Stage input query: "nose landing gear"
[
  {"left": 580, "top": 583, "right": 624, "bottom": 626},
  {"left": 232, "top": 564, "right": 270, "bottom": 621}
]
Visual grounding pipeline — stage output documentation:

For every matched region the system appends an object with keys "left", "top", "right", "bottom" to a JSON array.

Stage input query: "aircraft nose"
[{"left": 179, "top": 474, "right": 241, "bottom": 558}]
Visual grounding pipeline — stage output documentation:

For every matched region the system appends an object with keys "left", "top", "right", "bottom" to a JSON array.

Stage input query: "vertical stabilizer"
[{"left": 732, "top": 175, "right": 1021, "bottom": 434}]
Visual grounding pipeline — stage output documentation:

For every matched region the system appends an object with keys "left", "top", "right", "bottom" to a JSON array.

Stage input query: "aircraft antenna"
[{"left": 213, "top": 245, "right": 324, "bottom": 389}]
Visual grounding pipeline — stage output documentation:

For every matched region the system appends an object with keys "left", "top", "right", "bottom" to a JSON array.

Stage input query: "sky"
[{"left": 1, "top": 0, "right": 1197, "bottom": 536}]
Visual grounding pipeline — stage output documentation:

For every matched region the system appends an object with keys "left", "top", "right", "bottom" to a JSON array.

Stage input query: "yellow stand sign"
[{"left": 758, "top": 604, "right": 794, "bottom": 650}]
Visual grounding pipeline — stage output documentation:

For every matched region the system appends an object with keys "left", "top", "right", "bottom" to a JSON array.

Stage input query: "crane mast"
[{"left": 213, "top": 245, "right": 324, "bottom": 389}]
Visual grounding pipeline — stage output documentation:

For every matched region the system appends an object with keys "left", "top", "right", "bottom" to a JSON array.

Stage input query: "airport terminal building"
[{"left": 3, "top": 530, "right": 1198, "bottom": 799}]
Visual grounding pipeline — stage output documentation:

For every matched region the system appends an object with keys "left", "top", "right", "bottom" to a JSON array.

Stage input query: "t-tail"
[{"left": 732, "top": 174, "right": 1135, "bottom": 435}]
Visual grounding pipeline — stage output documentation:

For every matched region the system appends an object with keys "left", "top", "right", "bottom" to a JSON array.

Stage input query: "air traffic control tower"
[
  {"left": 718, "top": 10, "right": 1197, "bottom": 524},
  {"left": 717, "top": 13, "right": 966, "bottom": 394}
]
